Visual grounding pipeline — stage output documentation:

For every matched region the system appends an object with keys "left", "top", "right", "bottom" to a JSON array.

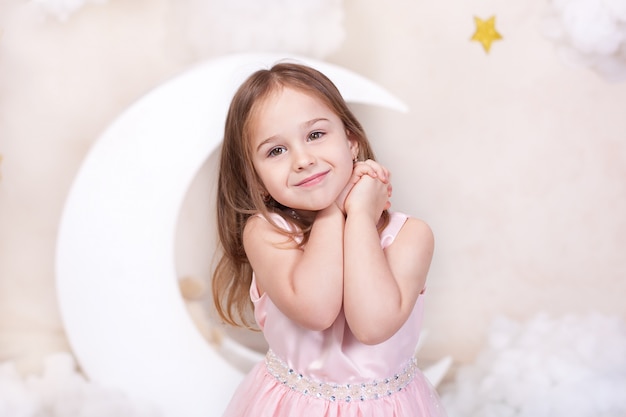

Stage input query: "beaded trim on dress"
[{"left": 265, "top": 350, "right": 418, "bottom": 402}]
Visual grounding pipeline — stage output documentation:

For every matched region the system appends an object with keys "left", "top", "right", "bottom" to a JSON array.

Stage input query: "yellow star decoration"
[{"left": 471, "top": 15, "right": 502, "bottom": 53}]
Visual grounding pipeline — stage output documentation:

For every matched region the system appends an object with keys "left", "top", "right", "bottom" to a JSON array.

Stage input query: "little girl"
[{"left": 213, "top": 62, "right": 446, "bottom": 416}]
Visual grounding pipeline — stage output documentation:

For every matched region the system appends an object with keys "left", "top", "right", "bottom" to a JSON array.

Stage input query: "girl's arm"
[
  {"left": 243, "top": 203, "right": 345, "bottom": 331},
  {"left": 343, "top": 175, "right": 434, "bottom": 345}
]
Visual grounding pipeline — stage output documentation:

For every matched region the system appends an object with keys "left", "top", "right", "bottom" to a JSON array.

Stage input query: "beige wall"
[
  {"left": 330, "top": 0, "right": 626, "bottom": 363},
  {"left": 1, "top": 0, "right": 625, "bottom": 374}
]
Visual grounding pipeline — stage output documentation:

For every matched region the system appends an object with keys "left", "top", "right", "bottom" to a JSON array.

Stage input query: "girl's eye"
[
  {"left": 268, "top": 146, "right": 286, "bottom": 157},
  {"left": 308, "top": 131, "right": 324, "bottom": 141}
]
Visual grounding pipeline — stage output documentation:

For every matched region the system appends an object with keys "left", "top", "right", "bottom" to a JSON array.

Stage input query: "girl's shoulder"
[
  {"left": 244, "top": 211, "right": 303, "bottom": 246},
  {"left": 246, "top": 211, "right": 294, "bottom": 232}
]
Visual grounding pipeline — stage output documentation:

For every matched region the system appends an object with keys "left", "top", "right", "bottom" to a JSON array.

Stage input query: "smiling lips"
[{"left": 295, "top": 170, "right": 329, "bottom": 187}]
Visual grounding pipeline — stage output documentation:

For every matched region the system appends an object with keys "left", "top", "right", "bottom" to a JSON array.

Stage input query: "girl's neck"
[{"left": 288, "top": 208, "right": 316, "bottom": 223}]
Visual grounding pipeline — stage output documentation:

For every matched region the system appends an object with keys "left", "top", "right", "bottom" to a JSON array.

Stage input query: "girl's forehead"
[
  {"left": 250, "top": 87, "right": 331, "bottom": 124},
  {"left": 266, "top": 86, "right": 311, "bottom": 103}
]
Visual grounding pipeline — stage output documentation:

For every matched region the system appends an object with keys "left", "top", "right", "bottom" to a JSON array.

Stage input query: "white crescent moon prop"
[{"left": 56, "top": 53, "right": 408, "bottom": 417}]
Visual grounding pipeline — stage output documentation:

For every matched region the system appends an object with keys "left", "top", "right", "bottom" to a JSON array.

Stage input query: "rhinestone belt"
[{"left": 265, "top": 350, "right": 417, "bottom": 402}]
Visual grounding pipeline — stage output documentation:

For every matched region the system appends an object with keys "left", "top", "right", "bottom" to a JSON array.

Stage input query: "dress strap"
[{"left": 380, "top": 211, "right": 408, "bottom": 249}]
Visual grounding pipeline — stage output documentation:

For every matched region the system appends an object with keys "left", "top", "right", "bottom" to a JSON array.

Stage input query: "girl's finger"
[
  {"left": 363, "top": 159, "right": 389, "bottom": 182},
  {"left": 353, "top": 161, "right": 377, "bottom": 178}
]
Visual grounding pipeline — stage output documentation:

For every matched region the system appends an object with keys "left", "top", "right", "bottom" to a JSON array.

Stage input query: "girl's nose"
[{"left": 292, "top": 148, "right": 315, "bottom": 170}]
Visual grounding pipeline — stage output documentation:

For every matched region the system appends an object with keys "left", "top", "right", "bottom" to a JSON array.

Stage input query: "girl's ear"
[{"left": 347, "top": 130, "right": 359, "bottom": 159}]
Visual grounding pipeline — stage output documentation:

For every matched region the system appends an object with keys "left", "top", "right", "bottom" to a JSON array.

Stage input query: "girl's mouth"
[{"left": 295, "top": 171, "right": 329, "bottom": 187}]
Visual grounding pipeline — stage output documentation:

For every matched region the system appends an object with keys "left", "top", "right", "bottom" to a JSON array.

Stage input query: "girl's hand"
[
  {"left": 338, "top": 160, "right": 392, "bottom": 216},
  {"left": 335, "top": 160, "right": 390, "bottom": 214},
  {"left": 344, "top": 175, "right": 392, "bottom": 223}
]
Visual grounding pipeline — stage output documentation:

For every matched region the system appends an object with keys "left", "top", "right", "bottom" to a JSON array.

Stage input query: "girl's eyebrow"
[
  {"left": 255, "top": 118, "right": 330, "bottom": 153},
  {"left": 255, "top": 136, "right": 278, "bottom": 153},
  {"left": 303, "top": 117, "right": 329, "bottom": 128}
]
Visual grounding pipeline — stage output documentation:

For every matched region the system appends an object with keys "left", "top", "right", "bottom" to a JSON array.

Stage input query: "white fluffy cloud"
[
  {"left": 30, "top": 0, "right": 108, "bottom": 21},
  {"left": 30, "top": 0, "right": 345, "bottom": 59},
  {"left": 169, "top": 0, "right": 345, "bottom": 59},
  {"left": 543, "top": 0, "right": 626, "bottom": 82},
  {"left": 441, "top": 313, "right": 626, "bottom": 417},
  {"left": 0, "top": 353, "right": 160, "bottom": 417}
]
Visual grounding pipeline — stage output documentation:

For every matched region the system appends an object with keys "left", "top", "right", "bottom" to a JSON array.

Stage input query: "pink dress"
[{"left": 222, "top": 212, "right": 447, "bottom": 417}]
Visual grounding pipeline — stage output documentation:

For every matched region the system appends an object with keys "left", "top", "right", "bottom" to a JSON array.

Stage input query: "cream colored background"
[{"left": 1, "top": 0, "right": 625, "bottom": 377}]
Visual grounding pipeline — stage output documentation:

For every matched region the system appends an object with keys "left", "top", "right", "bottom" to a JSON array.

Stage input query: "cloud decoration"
[
  {"left": 31, "top": 0, "right": 108, "bottom": 21},
  {"left": 440, "top": 313, "right": 626, "bottom": 417},
  {"left": 170, "top": 0, "right": 345, "bottom": 59},
  {"left": 28, "top": 0, "right": 345, "bottom": 59},
  {"left": 543, "top": 0, "right": 626, "bottom": 82},
  {"left": 0, "top": 353, "right": 160, "bottom": 417}
]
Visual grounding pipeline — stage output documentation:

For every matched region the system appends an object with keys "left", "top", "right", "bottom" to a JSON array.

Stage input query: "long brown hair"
[{"left": 212, "top": 62, "right": 389, "bottom": 327}]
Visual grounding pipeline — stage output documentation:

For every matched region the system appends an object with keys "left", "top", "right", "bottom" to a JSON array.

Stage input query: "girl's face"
[{"left": 250, "top": 87, "right": 357, "bottom": 213}]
